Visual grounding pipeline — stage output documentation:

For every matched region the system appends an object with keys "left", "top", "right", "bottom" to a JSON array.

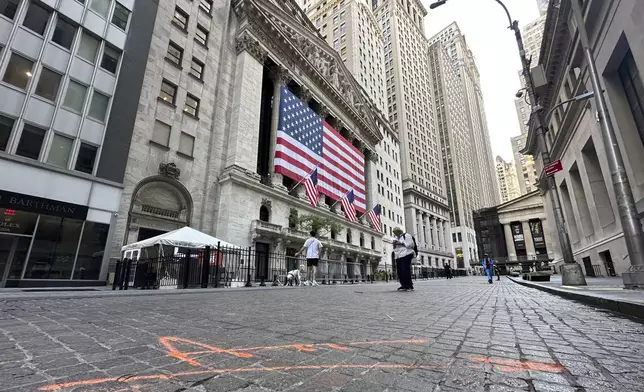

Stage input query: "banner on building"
[
  {"left": 511, "top": 222, "right": 526, "bottom": 251},
  {"left": 529, "top": 220, "right": 546, "bottom": 249}
]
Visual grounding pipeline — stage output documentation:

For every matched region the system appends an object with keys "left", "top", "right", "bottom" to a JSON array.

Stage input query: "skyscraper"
[
  {"left": 428, "top": 22, "right": 499, "bottom": 267},
  {"left": 373, "top": 0, "right": 454, "bottom": 268},
  {"left": 496, "top": 156, "right": 521, "bottom": 203},
  {"left": 297, "top": 0, "right": 405, "bottom": 262}
]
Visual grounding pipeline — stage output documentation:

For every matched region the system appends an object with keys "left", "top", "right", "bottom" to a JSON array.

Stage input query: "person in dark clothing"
[
  {"left": 444, "top": 263, "right": 452, "bottom": 279},
  {"left": 392, "top": 227, "right": 415, "bottom": 291}
]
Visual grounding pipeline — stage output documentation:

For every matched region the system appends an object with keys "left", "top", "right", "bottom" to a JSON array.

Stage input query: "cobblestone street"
[{"left": 1, "top": 277, "right": 643, "bottom": 391}]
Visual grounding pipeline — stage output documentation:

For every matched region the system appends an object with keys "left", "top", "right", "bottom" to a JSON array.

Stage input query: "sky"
[{"left": 422, "top": 0, "right": 540, "bottom": 161}]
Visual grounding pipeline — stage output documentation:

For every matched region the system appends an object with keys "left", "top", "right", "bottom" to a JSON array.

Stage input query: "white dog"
[{"left": 285, "top": 265, "right": 306, "bottom": 286}]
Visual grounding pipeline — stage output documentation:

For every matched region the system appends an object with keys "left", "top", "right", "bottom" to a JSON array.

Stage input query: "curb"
[{"left": 508, "top": 277, "right": 644, "bottom": 321}]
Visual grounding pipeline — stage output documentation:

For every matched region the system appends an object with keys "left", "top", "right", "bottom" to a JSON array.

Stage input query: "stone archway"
[{"left": 125, "top": 175, "right": 193, "bottom": 245}]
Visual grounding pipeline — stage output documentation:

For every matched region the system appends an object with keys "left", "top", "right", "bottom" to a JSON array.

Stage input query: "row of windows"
[
  {"left": 0, "top": 115, "right": 98, "bottom": 174},
  {"left": 2, "top": 51, "right": 112, "bottom": 121},
  {"left": 2, "top": 0, "right": 130, "bottom": 34}
]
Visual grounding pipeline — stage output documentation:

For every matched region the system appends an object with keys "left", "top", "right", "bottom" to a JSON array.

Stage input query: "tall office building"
[
  {"left": 373, "top": 0, "right": 454, "bottom": 269},
  {"left": 496, "top": 156, "right": 521, "bottom": 203},
  {"left": 428, "top": 22, "right": 499, "bottom": 267},
  {"left": 536, "top": 0, "right": 549, "bottom": 14},
  {"left": 512, "top": 11, "right": 546, "bottom": 194},
  {"left": 0, "top": 0, "right": 154, "bottom": 287},
  {"left": 297, "top": 0, "right": 405, "bottom": 263}
]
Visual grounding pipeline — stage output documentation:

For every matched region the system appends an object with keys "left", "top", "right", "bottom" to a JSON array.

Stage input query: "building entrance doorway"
[
  {"left": 0, "top": 235, "right": 31, "bottom": 288},
  {"left": 582, "top": 257, "right": 595, "bottom": 277}
]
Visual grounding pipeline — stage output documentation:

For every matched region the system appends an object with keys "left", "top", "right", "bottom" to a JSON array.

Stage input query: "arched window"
[
  {"left": 359, "top": 233, "right": 365, "bottom": 247},
  {"left": 370, "top": 236, "right": 375, "bottom": 250},
  {"left": 346, "top": 229, "right": 352, "bottom": 244},
  {"left": 259, "top": 206, "right": 270, "bottom": 222}
]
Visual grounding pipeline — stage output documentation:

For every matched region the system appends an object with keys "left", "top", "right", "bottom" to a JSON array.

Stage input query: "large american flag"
[
  {"left": 340, "top": 190, "right": 357, "bottom": 222},
  {"left": 274, "top": 88, "right": 366, "bottom": 213},
  {"left": 368, "top": 204, "right": 382, "bottom": 232}
]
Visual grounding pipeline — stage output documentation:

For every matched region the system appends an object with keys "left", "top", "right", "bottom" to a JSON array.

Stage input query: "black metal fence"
[{"left": 111, "top": 245, "right": 469, "bottom": 290}]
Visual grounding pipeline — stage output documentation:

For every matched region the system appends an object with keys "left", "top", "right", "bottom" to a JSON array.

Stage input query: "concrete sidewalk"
[{"left": 509, "top": 275, "right": 644, "bottom": 320}]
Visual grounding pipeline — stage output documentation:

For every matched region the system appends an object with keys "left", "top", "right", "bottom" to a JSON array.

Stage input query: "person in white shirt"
[
  {"left": 392, "top": 227, "right": 415, "bottom": 291},
  {"left": 295, "top": 231, "right": 323, "bottom": 286}
]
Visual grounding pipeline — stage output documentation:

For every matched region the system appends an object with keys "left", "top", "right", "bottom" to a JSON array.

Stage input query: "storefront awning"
[{"left": 121, "top": 227, "right": 240, "bottom": 252}]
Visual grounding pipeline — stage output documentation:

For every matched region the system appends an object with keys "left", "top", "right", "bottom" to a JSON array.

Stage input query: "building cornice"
[{"left": 219, "top": 165, "right": 384, "bottom": 236}]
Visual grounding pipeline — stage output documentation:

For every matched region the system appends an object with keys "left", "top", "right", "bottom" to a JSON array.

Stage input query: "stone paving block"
[{"left": 1, "top": 278, "right": 644, "bottom": 392}]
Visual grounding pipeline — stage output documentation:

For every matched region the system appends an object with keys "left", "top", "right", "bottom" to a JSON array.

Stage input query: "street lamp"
[
  {"left": 570, "top": 0, "right": 644, "bottom": 289},
  {"left": 429, "top": 0, "right": 588, "bottom": 285},
  {"left": 544, "top": 91, "right": 595, "bottom": 126}
]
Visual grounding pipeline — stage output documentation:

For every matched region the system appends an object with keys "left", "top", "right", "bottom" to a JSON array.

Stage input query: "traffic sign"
[{"left": 545, "top": 160, "right": 563, "bottom": 176}]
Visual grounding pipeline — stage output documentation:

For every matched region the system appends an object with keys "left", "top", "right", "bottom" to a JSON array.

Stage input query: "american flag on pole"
[
  {"left": 274, "top": 87, "right": 366, "bottom": 212},
  {"left": 368, "top": 204, "right": 382, "bottom": 232},
  {"left": 340, "top": 190, "right": 358, "bottom": 222},
  {"left": 303, "top": 168, "right": 319, "bottom": 207}
]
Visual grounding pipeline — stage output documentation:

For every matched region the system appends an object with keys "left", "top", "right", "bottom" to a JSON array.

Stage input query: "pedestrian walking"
[
  {"left": 295, "top": 231, "right": 322, "bottom": 286},
  {"left": 495, "top": 266, "right": 500, "bottom": 281},
  {"left": 482, "top": 254, "right": 495, "bottom": 284},
  {"left": 392, "top": 227, "right": 416, "bottom": 291},
  {"left": 444, "top": 263, "right": 452, "bottom": 279}
]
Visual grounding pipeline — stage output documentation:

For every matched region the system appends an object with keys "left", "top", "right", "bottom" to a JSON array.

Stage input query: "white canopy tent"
[{"left": 121, "top": 226, "right": 240, "bottom": 253}]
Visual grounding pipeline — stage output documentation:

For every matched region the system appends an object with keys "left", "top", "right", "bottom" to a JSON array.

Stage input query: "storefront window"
[
  {"left": 24, "top": 216, "right": 83, "bottom": 279},
  {"left": 73, "top": 222, "right": 109, "bottom": 280}
]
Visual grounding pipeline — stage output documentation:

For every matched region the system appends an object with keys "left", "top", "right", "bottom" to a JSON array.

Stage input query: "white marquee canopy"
[{"left": 121, "top": 226, "right": 239, "bottom": 252}]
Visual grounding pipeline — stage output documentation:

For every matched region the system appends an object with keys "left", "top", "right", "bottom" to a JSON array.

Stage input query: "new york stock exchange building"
[
  {"left": 0, "top": 0, "right": 388, "bottom": 287},
  {"left": 108, "top": 0, "right": 389, "bottom": 284}
]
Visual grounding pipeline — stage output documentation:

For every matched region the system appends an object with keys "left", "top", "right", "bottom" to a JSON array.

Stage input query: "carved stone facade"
[{"left": 111, "top": 0, "right": 385, "bottom": 271}]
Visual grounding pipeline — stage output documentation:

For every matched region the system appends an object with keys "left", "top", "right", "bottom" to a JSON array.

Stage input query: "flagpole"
[
  {"left": 330, "top": 189, "right": 352, "bottom": 208},
  {"left": 288, "top": 167, "right": 317, "bottom": 192}
]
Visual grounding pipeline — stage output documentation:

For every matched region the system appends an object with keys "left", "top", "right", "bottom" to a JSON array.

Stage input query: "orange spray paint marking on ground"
[
  {"left": 38, "top": 363, "right": 447, "bottom": 391},
  {"left": 470, "top": 356, "right": 565, "bottom": 373},
  {"left": 169, "top": 337, "right": 430, "bottom": 367}
]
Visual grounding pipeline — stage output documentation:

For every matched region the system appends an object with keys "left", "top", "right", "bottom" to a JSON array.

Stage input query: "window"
[
  {"left": 184, "top": 93, "right": 199, "bottom": 117},
  {"left": 195, "top": 24, "right": 208, "bottom": 46},
  {"left": 63, "top": 81, "right": 87, "bottom": 112},
  {"left": 199, "top": 0, "right": 212, "bottom": 14},
  {"left": 77, "top": 32, "right": 100, "bottom": 64},
  {"left": 35, "top": 68, "right": 62, "bottom": 101},
  {"left": 46, "top": 134, "right": 73, "bottom": 168},
  {"left": 111, "top": 2, "right": 129, "bottom": 30},
  {"left": 22, "top": 1, "right": 50, "bottom": 35},
  {"left": 151, "top": 120, "right": 170, "bottom": 146},
  {"left": 73, "top": 222, "right": 109, "bottom": 280},
  {"left": 172, "top": 7, "right": 188, "bottom": 30},
  {"left": 190, "top": 57, "right": 204, "bottom": 80},
  {"left": 100, "top": 45, "right": 120, "bottom": 73},
  {"left": 16, "top": 124, "right": 46, "bottom": 160},
  {"left": 88, "top": 90, "right": 109, "bottom": 121},
  {"left": 51, "top": 17, "right": 76, "bottom": 49},
  {"left": 0, "top": 115, "right": 14, "bottom": 151},
  {"left": 3, "top": 53, "right": 34, "bottom": 89},
  {"left": 166, "top": 41, "right": 183, "bottom": 66},
  {"left": 618, "top": 50, "right": 644, "bottom": 143},
  {"left": 75, "top": 143, "right": 97, "bottom": 174},
  {"left": 178, "top": 132, "right": 194, "bottom": 156},
  {"left": 90, "top": 0, "right": 110, "bottom": 18},
  {"left": 1, "top": 0, "right": 20, "bottom": 19},
  {"left": 159, "top": 80, "right": 176, "bottom": 104}
]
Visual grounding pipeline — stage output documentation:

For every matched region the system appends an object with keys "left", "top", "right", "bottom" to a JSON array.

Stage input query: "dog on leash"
[{"left": 285, "top": 265, "right": 306, "bottom": 286}]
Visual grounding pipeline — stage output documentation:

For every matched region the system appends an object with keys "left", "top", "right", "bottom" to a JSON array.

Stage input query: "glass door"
[
  {"left": 0, "top": 236, "right": 17, "bottom": 287},
  {"left": 1, "top": 235, "right": 33, "bottom": 287}
]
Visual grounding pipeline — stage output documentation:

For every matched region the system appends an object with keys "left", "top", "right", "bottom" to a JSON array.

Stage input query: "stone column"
[
  {"left": 268, "top": 66, "right": 291, "bottom": 189},
  {"left": 436, "top": 220, "right": 443, "bottom": 250},
  {"left": 503, "top": 224, "right": 517, "bottom": 258},
  {"left": 444, "top": 222, "right": 451, "bottom": 253},
  {"left": 416, "top": 210, "right": 423, "bottom": 246},
  {"left": 421, "top": 213, "right": 428, "bottom": 248},
  {"left": 431, "top": 217, "right": 438, "bottom": 250},
  {"left": 227, "top": 48, "right": 266, "bottom": 171},
  {"left": 522, "top": 221, "right": 536, "bottom": 257}
]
